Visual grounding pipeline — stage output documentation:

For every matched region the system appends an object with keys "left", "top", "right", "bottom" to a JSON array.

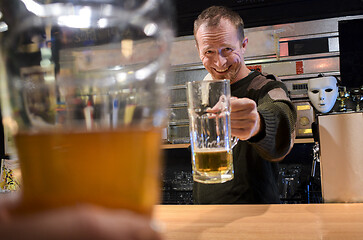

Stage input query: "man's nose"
[{"left": 214, "top": 52, "right": 227, "bottom": 67}]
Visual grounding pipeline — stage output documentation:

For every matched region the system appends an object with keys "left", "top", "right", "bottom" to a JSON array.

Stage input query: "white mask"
[{"left": 308, "top": 76, "right": 338, "bottom": 113}]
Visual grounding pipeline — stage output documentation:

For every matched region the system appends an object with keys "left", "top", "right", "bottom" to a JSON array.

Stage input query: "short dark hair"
[{"left": 193, "top": 6, "right": 245, "bottom": 41}]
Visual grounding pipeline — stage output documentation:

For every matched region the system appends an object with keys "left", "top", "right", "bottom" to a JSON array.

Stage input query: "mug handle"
[{"left": 231, "top": 136, "right": 239, "bottom": 148}]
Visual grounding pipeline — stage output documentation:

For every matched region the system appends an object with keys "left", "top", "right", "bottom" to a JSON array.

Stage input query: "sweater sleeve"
[{"left": 248, "top": 83, "right": 297, "bottom": 161}]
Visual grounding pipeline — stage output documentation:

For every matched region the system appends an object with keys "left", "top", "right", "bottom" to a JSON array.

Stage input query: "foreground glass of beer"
[
  {"left": 187, "top": 80, "right": 236, "bottom": 184},
  {"left": 0, "top": 0, "right": 173, "bottom": 217}
]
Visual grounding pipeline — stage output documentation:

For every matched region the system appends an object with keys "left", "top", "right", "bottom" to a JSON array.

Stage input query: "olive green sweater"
[{"left": 193, "top": 71, "right": 297, "bottom": 204}]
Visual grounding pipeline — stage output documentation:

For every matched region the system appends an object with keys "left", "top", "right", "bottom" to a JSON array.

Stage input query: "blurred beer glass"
[
  {"left": 0, "top": 0, "right": 173, "bottom": 216},
  {"left": 187, "top": 80, "right": 237, "bottom": 184}
]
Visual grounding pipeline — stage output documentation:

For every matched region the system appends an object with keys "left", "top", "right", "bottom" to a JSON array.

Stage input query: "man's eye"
[
  {"left": 223, "top": 48, "right": 233, "bottom": 52},
  {"left": 325, "top": 88, "right": 333, "bottom": 92},
  {"left": 205, "top": 50, "right": 214, "bottom": 55},
  {"left": 311, "top": 90, "right": 319, "bottom": 94}
]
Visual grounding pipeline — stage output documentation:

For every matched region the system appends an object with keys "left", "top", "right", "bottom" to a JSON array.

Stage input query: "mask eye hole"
[
  {"left": 325, "top": 88, "right": 333, "bottom": 92},
  {"left": 311, "top": 90, "right": 319, "bottom": 94}
]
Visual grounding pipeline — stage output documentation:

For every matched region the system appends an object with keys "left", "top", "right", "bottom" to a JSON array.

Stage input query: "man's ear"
[
  {"left": 242, "top": 37, "right": 248, "bottom": 48},
  {"left": 241, "top": 37, "right": 248, "bottom": 54}
]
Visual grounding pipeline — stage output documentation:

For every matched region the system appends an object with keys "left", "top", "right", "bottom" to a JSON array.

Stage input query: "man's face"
[
  {"left": 195, "top": 19, "right": 247, "bottom": 83},
  {"left": 308, "top": 76, "right": 338, "bottom": 113}
]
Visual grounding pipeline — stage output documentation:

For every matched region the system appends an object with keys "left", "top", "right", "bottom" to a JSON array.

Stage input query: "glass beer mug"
[
  {"left": 187, "top": 79, "right": 238, "bottom": 184},
  {"left": 0, "top": 0, "right": 173, "bottom": 216}
]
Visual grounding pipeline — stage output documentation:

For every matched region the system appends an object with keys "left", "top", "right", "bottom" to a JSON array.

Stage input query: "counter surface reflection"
[{"left": 154, "top": 203, "right": 363, "bottom": 240}]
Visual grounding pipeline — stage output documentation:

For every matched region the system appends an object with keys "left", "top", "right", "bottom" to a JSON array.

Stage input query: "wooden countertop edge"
[
  {"left": 294, "top": 137, "right": 314, "bottom": 143},
  {"left": 162, "top": 143, "right": 190, "bottom": 149}
]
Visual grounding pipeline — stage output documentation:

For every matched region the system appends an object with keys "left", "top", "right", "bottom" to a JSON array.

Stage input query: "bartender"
[{"left": 192, "top": 6, "right": 297, "bottom": 204}]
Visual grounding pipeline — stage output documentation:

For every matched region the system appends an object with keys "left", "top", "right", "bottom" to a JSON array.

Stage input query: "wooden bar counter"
[{"left": 154, "top": 203, "right": 363, "bottom": 240}]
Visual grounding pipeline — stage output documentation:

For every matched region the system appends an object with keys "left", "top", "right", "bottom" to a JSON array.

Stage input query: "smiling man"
[{"left": 193, "top": 6, "right": 297, "bottom": 204}]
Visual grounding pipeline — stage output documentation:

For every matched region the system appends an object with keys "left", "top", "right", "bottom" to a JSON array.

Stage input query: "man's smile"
[{"left": 214, "top": 66, "right": 230, "bottom": 73}]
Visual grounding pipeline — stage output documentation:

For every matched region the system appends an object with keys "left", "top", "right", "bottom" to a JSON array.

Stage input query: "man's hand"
[
  {"left": 0, "top": 193, "right": 163, "bottom": 240},
  {"left": 230, "top": 97, "right": 263, "bottom": 140}
]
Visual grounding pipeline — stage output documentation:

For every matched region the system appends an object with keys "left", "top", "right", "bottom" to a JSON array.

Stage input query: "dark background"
[
  {"left": 339, "top": 18, "right": 363, "bottom": 88},
  {"left": 173, "top": 0, "right": 363, "bottom": 37}
]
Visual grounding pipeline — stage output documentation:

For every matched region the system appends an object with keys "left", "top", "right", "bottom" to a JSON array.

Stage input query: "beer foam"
[{"left": 194, "top": 148, "right": 228, "bottom": 153}]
